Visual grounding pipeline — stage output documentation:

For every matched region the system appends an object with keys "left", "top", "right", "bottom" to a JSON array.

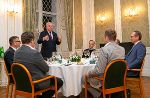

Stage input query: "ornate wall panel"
[
  {"left": 74, "top": 0, "right": 83, "bottom": 49},
  {"left": 121, "top": 0, "right": 150, "bottom": 46},
  {"left": 94, "top": 0, "right": 115, "bottom": 48}
]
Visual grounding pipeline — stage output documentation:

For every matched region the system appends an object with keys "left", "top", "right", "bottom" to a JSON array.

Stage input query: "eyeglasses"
[
  {"left": 15, "top": 41, "right": 21, "bottom": 42},
  {"left": 130, "top": 36, "right": 135, "bottom": 38}
]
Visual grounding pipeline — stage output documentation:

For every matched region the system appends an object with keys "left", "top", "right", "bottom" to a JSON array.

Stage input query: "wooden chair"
[
  {"left": 127, "top": 60, "right": 145, "bottom": 98},
  {"left": 85, "top": 59, "right": 128, "bottom": 98},
  {"left": 11, "top": 63, "right": 58, "bottom": 98},
  {"left": 4, "top": 63, "right": 14, "bottom": 98}
]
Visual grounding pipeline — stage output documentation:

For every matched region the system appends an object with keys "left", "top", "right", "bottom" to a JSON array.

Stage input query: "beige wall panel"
[
  {"left": 74, "top": 0, "right": 83, "bottom": 49},
  {"left": 121, "top": 0, "right": 150, "bottom": 46},
  {"left": 95, "top": 0, "right": 115, "bottom": 48}
]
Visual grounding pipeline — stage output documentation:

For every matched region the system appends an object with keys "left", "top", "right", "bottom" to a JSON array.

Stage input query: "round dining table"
[{"left": 48, "top": 61, "right": 96, "bottom": 97}]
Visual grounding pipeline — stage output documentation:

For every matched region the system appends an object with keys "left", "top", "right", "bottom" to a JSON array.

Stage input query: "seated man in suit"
[
  {"left": 4, "top": 36, "right": 21, "bottom": 73},
  {"left": 82, "top": 40, "right": 96, "bottom": 58},
  {"left": 86, "top": 29, "right": 125, "bottom": 88},
  {"left": 125, "top": 31, "right": 146, "bottom": 76},
  {"left": 14, "top": 32, "right": 63, "bottom": 98}
]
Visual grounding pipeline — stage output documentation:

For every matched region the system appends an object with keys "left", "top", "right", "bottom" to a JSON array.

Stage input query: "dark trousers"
[{"left": 36, "top": 77, "right": 63, "bottom": 98}]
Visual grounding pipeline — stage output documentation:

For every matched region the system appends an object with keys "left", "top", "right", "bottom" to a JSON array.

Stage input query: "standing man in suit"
[
  {"left": 4, "top": 36, "right": 21, "bottom": 73},
  {"left": 86, "top": 29, "right": 125, "bottom": 88},
  {"left": 37, "top": 22, "right": 62, "bottom": 60},
  {"left": 125, "top": 31, "right": 146, "bottom": 76},
  {"left": 82, "top": 40, "right": 96, "bottom": 58},
  {"left": 14, "top": 32, "right": 63, "bottom": 98}
]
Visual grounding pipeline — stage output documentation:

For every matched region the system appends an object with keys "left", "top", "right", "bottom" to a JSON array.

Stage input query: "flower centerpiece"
[{"left": 69, "top": 54, "right": 81, "bottom": 62}]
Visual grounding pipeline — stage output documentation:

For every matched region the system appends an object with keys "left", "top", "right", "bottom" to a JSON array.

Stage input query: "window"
[
  {"left": 42, "top": 0, "right": 52, "bottom": 12},
  {"left": 36, "top": 0, "right": 57, "bottom": 31}
]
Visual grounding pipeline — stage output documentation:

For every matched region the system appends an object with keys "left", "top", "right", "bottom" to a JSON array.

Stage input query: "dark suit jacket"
[
  {"left": 37, "top": 31, "right": 61, "bottom": 58},
  {"left": 14, "top": 45, "right": 50, "bottom": 90},
  {"left": 82, "top": 48, "right": 95, "bottom": 58},
  {"left": 4, "top": 47, "right": 15, "bottom": 83},
  {"left": 4, "top": 47, "right": 15, "bottom": 73},
  {"left": 125, "top": 41, "right": 146, "bottom": 76}
]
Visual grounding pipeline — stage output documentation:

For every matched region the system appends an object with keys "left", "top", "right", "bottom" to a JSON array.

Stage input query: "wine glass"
[
  {"left": 47, "top": 58, "right": 52, "bottom": 64},
  {"left": 57, "top": 52, "right": 62, "bottom": 64},
  {"left": 91, "top": 51, "right": 96, "bottom": 59},
  {"left": 52, "top": 52, "right": 56, "bottom": 57},
  {"left": 52, "top": 52, "right": 57, "bottom": 61}
]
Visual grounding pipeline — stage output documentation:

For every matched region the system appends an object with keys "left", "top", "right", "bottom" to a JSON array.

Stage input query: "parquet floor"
[{"left": 0, "top": 76, "right": 150, "bottom": 98}]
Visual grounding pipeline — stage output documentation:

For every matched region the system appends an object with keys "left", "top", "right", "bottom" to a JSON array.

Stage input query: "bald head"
[{"left": 46, "top": 22, "right": 54, "bottom": 32}]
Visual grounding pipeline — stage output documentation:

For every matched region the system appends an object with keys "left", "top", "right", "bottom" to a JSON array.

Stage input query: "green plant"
[
  {"left": 69, "top": 55, "right": 81, "bottom": 62},
  {"left": 0, "top": 47, "right": 4, "bottom": 58}
]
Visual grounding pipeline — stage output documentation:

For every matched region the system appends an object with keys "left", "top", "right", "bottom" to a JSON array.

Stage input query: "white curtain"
[
  {"left": 56, "top": 0, "right": 69, "bottom": 51},
  {"left": 0, "top": 60, "right": 7, "bottom": 86},
  {"left": 114, "top": 0, "right": 122, "bottom": 41},
  {"left": 82, "top": 0, "right": 95, "bottom": 49}
]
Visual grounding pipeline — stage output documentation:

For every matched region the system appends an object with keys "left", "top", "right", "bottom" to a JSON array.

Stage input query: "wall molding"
[
  {"left": 114, "top": 0, "right": 122, "bottom": 42},
  {"left": 148, "top": 0, "right": 150, "bottom": 45}
]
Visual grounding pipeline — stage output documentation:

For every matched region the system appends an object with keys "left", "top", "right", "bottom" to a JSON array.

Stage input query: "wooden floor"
[{"left": 0, "top": 76, "right": 150, "bottom": 98}]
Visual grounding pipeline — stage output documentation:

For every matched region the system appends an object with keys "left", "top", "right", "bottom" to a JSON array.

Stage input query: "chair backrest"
[
  {"left": 4, "top": 63, "right": 10, "bottom": 78},
  {"left": 127, "top": 59, "right": 145, "bottom": 77},
  {"left": 103, "top": 59, "right": 127, "bottom": 89},
  {"left": 139, "top": 60, "right": 145, "bottom": 76},
  {"left": 11, "top": 63, "right": 33, "bottom": 93}
]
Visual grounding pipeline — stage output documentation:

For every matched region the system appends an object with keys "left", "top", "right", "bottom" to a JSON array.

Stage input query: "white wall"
[
  {"left": 142, "top": 47, "right": 150, "bottom": 76},
  {"left": 0, "top": 0, "right": 22, "bottom": 51}
]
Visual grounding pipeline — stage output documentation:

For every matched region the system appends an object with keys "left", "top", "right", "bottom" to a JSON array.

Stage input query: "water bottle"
[{"left": 57, "top": 53, "right": 62, "bottom": 64}]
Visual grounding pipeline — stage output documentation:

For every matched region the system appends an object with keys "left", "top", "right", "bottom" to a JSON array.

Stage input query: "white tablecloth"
[{"left": 48, "top": 63, "right": 95, "bottom": 97}]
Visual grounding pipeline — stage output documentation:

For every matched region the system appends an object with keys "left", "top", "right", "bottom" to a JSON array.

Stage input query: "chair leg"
[
  {"left": 124, "top": 89, "right": 127, "bottom": 98},
  {"left": 108, "top": 94, "right": 111, "bottom": 98},
  {"left": 13, "top": 86, "right": 16, "bottom": 98},
  {"left": 103, "top": 94, "right": 106, "bottom": 98},
  {"left": 31, "top": 94, "right": 34, "bottom": 98},
  {"left": 10, "top": 84, "right": 13, "bottom": 98},
  {"left": 139, "top": 78, "right": 144, "bottom": 98},
  {"left": 102, "top": 86, "right": 106, "bottom": 98},
  {"left": 84, "top": 76, "right": 88, "bottom": 98},
  {"left": 6, "top": 82, "right": 10, "bottom": 98},
  {"left": 13, "top": 91, "right": 16, "bottom": 98},
  {"left": 54, "top": 77, "right": 58, "bottom": 98}
]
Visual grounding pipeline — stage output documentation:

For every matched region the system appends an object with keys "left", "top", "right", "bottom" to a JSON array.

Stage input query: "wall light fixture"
[{"left": 7, "top": 0, "right": 18, "bottom": 16}]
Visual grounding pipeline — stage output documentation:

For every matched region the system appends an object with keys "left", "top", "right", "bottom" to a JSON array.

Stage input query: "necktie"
[
  {"left": 49, "top": 32, "right": 53, "bottom": 40},
  {"left": 50, "top": 32, "right": 53, "bottom": 40}
]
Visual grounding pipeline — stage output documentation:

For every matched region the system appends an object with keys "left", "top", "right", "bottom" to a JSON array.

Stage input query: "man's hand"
[
  {"left": 43, "top": 35, "right": 49, "bottom": 41},
  {"left": 58, "top": 34, "right": 62, "bottom": 42}
]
